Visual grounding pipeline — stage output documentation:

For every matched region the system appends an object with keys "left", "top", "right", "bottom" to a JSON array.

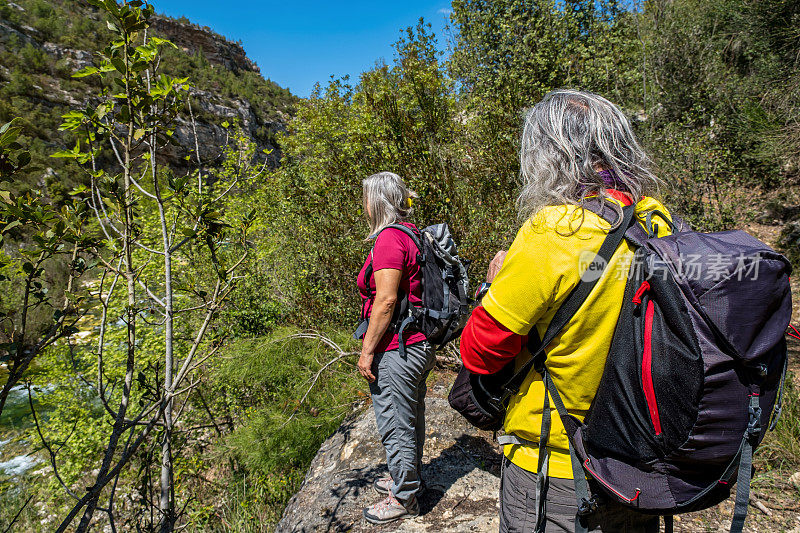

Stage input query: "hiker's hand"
[
  {"left": 487, "top": 250, "right": 507, "bottom": 283},
  {"left": 358, "top": 351, "right": 376, "bottom": 382}
]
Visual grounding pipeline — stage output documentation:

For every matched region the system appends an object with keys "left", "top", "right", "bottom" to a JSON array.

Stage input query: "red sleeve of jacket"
[{"left": 460, "top": 305, "right": 527, "bottom": 375}]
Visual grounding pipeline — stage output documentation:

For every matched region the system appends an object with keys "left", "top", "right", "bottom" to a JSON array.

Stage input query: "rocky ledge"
[
  {"left": 276, "top": 369, "right": 800, "bottom": 533},
  {"left": 276, "top": 381, "right": 503, "bottom": 533}
]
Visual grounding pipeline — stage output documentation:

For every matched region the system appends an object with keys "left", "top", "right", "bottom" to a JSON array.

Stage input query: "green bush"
[
  {"left": 221, "top": 270, "right": 288, "bottom": 338},
  {"left": 758, "top": 373, "right": 800, "bottom": 472},
  {"left": 212, "top": 330, "right": 362, "bottom": 473},
  {"left": 181, "top": 329, "right": 363, "bottom": 530}
]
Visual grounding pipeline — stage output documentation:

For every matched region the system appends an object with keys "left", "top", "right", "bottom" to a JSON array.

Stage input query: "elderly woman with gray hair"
[
  {"left": 355, "top": 171, "right": 435, "bottom": 525},
  {"left": 461, "top": 89, "right": 670, "bottom": 532}
]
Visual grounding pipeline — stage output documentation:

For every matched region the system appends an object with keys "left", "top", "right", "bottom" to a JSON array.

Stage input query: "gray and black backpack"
[{"left": 354, "top": 223, "right": 471, "bottom": 355}]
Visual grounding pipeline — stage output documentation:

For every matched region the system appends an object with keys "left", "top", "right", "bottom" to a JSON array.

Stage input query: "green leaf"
[
  {"left": 0, "top": 129, "right": 19, "bottom": 147},
  {"left": 149, "top": 36, "right": 177, "bottom": 49},
  {"left": 50, "top": 150, "right": 78, "bottom": 159},
  {"left": 3, "top": 220, "right": 21, "bottom": 232},
  {"left": 110, "top": 57, "right": 127, "bottom": 74},
  {"left": 72, "top": 66, "right": 100, "bottom": 78}
]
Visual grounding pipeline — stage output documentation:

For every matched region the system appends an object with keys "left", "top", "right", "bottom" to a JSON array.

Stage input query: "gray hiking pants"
[
  {"left": 500, "top": 456, "right": 660, "bottom": 532},
  {"left": 369, "top": 340, "right": 436, "bottom": 506}
]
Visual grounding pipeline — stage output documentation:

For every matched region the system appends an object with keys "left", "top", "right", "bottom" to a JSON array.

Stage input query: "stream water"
[{"left": 0, "top": 384, "right": 45, "bottom": 477}]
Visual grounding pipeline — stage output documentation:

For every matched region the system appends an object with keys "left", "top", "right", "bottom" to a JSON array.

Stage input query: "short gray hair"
[
  {"left": 362, "top": 171, "right": 418, "bottom": 239},
  {"left": 518, "top": 89, "right": 662, "bottom": 228}
]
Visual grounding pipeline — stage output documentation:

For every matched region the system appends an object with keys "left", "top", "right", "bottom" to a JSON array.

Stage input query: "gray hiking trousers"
[
  {"left": 369, "top": 340, "right": 436, "bottom": 506},
  {"left": 500, "top": 456, "right": 660, "bottom": 533}
]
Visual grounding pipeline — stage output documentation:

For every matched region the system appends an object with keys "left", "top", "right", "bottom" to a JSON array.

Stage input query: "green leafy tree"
[
  {"left": 263, "top": 21, "right": 477, "bottom": 326},
  {"left": 448, "top": 0, "right": 640, "bottom": 181},
  {"left": 37, "top": 2, "right": 259, "bottom": 531},
  {"left": 635, "top": 0, "right": 800, "bottom": 227}
]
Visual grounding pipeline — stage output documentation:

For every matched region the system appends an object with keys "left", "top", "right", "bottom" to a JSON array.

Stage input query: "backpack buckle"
[
  {"left": 747, "top": 405, "right": 762, "bottom": 439},
  {"left": 577, "top": 497, "right": 598, "bottom": 517}
]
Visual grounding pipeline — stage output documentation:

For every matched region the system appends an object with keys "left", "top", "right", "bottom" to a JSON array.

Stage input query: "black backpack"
[
  {"left": 354, "top": 223, "right": 471, "bottom": 355},
  {"left": 491, "top": 202, "right": 792, "bottom": 533}
]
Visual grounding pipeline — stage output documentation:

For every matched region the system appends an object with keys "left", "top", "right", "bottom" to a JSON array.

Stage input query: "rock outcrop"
[
  {"left": 277, "top": 383, "right": 503, "bottom": 532},
  {"left": 277, "top": 369, "right": 800, "bottom": 532},
  {"left": 150, "top": 17, "right": 259, "bottom": 74},
  {"left": 0, "top": 2, "right": 291, "bottom": 178}
]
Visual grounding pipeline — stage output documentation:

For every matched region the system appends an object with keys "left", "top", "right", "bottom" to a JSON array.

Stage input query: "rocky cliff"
[
  {"left": 149, "top": 16, "right": 259, "bottom": 74},
  {"left": 0, "top": 0, "right": 295, "bottom": 195}
]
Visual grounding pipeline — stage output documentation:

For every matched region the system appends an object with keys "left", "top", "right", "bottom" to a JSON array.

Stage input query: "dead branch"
[
  {"left": 26, "top": 382, "right": 80, "bottom": 501},
  {"left": 1, "top": 494, "right": 33, "bottom": 533},
  {"left": 272, "top": 332, "right": 358, "bottom": 428}
]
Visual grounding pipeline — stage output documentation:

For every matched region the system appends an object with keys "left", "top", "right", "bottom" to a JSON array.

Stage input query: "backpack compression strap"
[
  {"left": 497, "top": 203, "right": 636, "bottom": 533},
  {"left": 730, "top": 393, "right": 761, "bottom": 533}
]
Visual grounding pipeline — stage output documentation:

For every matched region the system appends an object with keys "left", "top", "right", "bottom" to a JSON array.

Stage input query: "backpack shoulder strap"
[
  {"left": 382, "top": 224, "right": 425, "bottom": 357},
  {"left": 366, "top": 224, "right": 420, "bottom": 276},
  {"left": 383, "top": 223, "right": 423, "bottom": 252},
  {"left": 583, "top": 198, "right": 649, "bottom": 247}
]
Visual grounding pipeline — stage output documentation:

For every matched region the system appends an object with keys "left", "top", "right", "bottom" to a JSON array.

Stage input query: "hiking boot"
[
  {"left": 373, "top": 476, "right": 426, "bottom": 495},
  {"left": 363, "top": 493, "right": 419, "bottom": 525},
  {"left": 373, "top": 476, "right": 393, "bottom": 495}
]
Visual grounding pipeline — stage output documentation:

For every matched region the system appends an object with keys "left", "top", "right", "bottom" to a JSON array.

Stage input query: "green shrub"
[
  {"left": 187, "top": 329, "right": 362, "bottom": 529},
  {"left": 757, "top": 372, "right": 800, "bottom": 472},
  {"left": 187, "top": 470, "right": 305, "bottom": 532},
  {"left": 220, "top": 271, "right": 288, "bottom": 338},
  {"left": 212, "top": 330, "right": 362, "bottom": 473}
]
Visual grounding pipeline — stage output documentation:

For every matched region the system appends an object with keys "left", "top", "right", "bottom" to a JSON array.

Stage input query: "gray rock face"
[
  {"left": 41, "top": 42, "right": 93, "bottom": 69},
  {"left": 0, "top": 21, "right": 36, "bottom": 46},
  {"left": 149, "top": 17, "right": 259, "bottom": 74},
  {"left": 277, "top": 387, "right": 502, "bottom": 532},
  {"left": 0, "top": 12, "right": 284, "bottom": 171}
]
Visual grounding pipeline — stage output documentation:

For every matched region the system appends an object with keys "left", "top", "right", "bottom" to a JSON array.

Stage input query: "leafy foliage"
[
  {"left": 257, "top": 21, "right": 519, "bottom": 328},
  {"left": 0, "top": 120, "right": 96, "bottom": 418},
  {"left": 1, "top": 1, "right": 260, "bottom": 530}
]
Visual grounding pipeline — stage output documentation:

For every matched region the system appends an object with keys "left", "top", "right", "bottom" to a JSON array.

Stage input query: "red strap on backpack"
[{"left": 788, "top": 324, "right": 800, "bottom": 342}]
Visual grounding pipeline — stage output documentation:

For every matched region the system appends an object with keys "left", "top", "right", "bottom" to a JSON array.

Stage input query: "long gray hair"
[
  {"left": 517, "top": 89, "right": 662, "bottom": 229},
  {"left": 362, "top": 171, "right": 418, "bottom": 239}
]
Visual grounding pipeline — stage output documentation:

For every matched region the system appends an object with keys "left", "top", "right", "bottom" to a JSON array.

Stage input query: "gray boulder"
[{"left": 276, "top": 387, "right": 502, "bottom": 532}]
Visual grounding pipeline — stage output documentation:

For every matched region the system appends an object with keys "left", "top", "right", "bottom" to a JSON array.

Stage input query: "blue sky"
[{"left": 155, "top": 1, "right": 453, "bottom": 97}]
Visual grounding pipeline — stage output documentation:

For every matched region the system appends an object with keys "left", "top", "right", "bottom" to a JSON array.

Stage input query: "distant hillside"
[{"left": 0, "top": 0, "right": 296, "bottom": 202}]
